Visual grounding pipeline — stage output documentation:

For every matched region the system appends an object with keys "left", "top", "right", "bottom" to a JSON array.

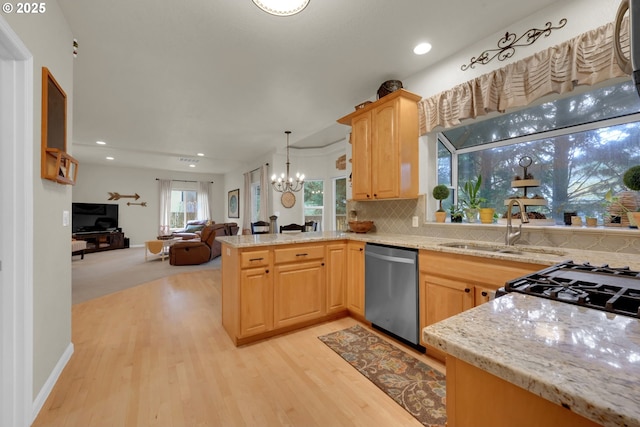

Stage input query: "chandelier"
[
  {"left": 271, "top": 131, "right": 305, "bottom": 193},
  {"left": 252, "top": 0, "right": 310, "bottom": 17}
]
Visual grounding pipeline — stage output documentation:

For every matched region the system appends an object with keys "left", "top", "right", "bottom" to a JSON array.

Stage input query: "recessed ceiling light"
[
  {"left": 252, "top": 0, "right": 310, "bottom": 16},
  {"left": 96, "top": 141, "right": 106, "bottom": 145},
  {"left": 106, "top": 156, "right": 114, "bottom": 160},
  {"left": 197, "top": 153, "right": 204, "bottom": 157},
  {"left": 189, "top": 164, "right": 196, "bottom": 168},
  {"left": 413, "top": 42, "right": 432, "bottom": 55}
]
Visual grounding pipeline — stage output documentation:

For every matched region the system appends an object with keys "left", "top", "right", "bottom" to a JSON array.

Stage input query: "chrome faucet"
[{"left": 505, "top": 199, "right": 529, "bottom": 246}]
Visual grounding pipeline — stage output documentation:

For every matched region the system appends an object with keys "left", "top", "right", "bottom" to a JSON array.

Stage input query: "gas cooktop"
[{"left": 504, "top": 261, "right": 640, "bottom": 318}]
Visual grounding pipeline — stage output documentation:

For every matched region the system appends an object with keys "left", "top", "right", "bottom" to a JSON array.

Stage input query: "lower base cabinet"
[
  {"left": 274, "top": 260, "right": 325, "bottom": 328},
  {"left": 222, "top": 242, "right": 347, "bottom": 346},
  {"left": 240, "top": 267, "right": 273, "bottom": 337},
  {"left": 419, "top": 250, "right": 544, "bottom": 359},
  {"left": 346, "top": 241, "right": 365, "bottom": 318},
  {"left": 447, "top": 357, "right": 600, "bottom": 427}
]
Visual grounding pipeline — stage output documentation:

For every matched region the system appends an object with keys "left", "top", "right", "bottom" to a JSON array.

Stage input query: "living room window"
[
  {"left": 304, "top": 180, "right": 324, "bottom": 230},
  {"left": 437, "top": 80, "right": 640, "bottom": 223},
  {"left": 170, "top": 189, "right": 197, "bottom": 229}
]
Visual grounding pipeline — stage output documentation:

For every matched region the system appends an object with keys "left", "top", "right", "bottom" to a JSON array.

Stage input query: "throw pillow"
[{"left": 184, "top": 224, "right": 204, "bottom": 233}]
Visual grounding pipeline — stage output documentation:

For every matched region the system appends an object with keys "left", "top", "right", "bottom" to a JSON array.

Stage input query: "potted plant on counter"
[
  {"left": 460, "top": 175, "right": 486, "bottom": 223},
  {"left": 432, "top": 184, "right": 450, "bottom": 223},
  {"left": 449, "top": 204, "right": 463, "bottom": 223}
]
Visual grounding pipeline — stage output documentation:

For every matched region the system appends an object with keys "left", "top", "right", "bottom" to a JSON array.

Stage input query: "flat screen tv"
[{"left": 72, "top": 202, "right": 119, "bottom": 233}]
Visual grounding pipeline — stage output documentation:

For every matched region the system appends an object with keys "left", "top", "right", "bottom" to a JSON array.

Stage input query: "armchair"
[{"left": 169, "top": 223, "right": 225, "bottom": 265}]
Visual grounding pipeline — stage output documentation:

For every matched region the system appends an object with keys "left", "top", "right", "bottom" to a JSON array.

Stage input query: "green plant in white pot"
[
  {"left": 460, "top": 175, "right": 486, "bottom": 223},
  {"left": 432, "top": 184, "right": 450, "bottom": 223}
]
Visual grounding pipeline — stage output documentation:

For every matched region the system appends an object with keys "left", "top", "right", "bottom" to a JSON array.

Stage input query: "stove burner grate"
[{"left": 505, "top": 261, "right": 640, "bottom": 318}]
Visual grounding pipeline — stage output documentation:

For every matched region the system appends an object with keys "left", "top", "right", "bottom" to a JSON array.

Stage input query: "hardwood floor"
[{"left": 33, "top": 270, "right": 445, "bottom": 427}]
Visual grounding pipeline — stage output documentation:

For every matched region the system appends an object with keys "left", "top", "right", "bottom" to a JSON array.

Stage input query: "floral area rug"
[{"left": 318, "top": 325, "right": 446, "bottom": 427}]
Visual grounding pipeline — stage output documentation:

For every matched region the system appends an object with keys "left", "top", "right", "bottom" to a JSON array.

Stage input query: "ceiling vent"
[{"left": 178, "top": 157, "right": 199, "bottom": 164}]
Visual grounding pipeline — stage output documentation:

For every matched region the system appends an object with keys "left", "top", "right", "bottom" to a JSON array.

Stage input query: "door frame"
[{"left": 0, "top": 15, "right": 34, "bottom": 427}]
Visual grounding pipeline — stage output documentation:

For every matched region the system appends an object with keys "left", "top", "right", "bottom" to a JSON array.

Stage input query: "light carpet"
[
  {"left": 319, "top": 324, "right": 447, "bottom": 427},
  {"left": 72, "top": 246, "right": 220, "bottom": 304}
]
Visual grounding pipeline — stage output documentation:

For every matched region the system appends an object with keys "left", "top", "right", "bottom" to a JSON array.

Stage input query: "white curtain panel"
[
  {"left": 242, "top": 171, "right": 251, "bottom": 232},
  {"left": 259, "top": 165, "right": 270, "bottom": 222},
  {"left": 158, "top": 179, "right": 172, "bottom": 235},
  {"left": 197, "top": 181, "right": 211, "bottom": 221}
]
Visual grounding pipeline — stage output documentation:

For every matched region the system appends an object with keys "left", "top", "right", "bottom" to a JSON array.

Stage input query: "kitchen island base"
[{"left": 447, "top": 357, "right": 601, "bottom": 427}]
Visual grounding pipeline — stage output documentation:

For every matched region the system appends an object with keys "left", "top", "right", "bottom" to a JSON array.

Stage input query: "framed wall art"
[{"left": 228, "top": 189, "right": 240, "bottom": 218}]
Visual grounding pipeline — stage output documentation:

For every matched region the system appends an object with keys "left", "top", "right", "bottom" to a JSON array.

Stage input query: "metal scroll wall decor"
[{"left": 461, "top": 18, "right": 567, "bottom": 71}]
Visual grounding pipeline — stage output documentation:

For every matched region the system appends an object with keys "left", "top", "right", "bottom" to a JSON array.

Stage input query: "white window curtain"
[
  {"left": 242, "top": 171, "right": 251, "bottom": 232},
  {"left": 197, "top": 181, "right": 211, "bottom": 220},
  {"left": 259, "top": 165, "right": 270, "bottom": 223},
  {"left": 158, "top": 179, "right": 172, "bottom": 236}
]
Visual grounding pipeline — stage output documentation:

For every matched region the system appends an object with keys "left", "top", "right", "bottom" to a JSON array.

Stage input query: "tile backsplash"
[{"left": 347, "top": 195, "right": 640, "bottom": 254}]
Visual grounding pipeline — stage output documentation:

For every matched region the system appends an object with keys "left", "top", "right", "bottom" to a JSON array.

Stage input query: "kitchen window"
[
  {"left": 304, "top": 180, "right": 324, "bottom": 230},
  {"left": 438, "top": 80, "right": 640, "bottom": 223},
  {"left": 334, "top": 177, "right": 347, "bottom": 231}
]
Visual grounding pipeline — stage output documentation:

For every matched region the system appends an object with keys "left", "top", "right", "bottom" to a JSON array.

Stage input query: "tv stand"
[{"left": 72, "top": 231, "right": 125, "bottom": 253}]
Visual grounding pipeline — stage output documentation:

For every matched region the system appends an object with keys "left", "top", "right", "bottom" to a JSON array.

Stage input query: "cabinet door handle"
[
  {"left": 265, "top": 269, "right": 269, "bottom": 274},
  {"left": 249, "top": 257, "right": 264, "bottom": 261},
  {"left": 373, "top": 193, "right": 377, "bottom": 198},
  {"left": 366, "top": 194, "right": 371, "bottom": 198},
  {"left": 482, "top": 291, "right": 488, "bottom": 297},
  {"left": 296, "top": 253, "right": 308, "bottom": 257},
  {"left": 321, "top": 262, "right": 325, "bottom": 266},
  {"left": 464, "top": 288, "right": 471, "bottom": 293},
  {"left": 359, "top": 248, "right": 363, "bottom": 252}
]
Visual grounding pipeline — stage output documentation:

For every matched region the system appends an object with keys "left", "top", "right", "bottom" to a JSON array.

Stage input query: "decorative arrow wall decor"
[
  {"left": 127, "top": 202, "right": 147, "bottom": 207},
  {"left": 107, "top": 192, "right": 140, "bottom": 201}
]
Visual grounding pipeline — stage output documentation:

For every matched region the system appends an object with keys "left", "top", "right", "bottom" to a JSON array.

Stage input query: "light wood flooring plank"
[{"left": 33, "top": 269, "right": 444, "bottom": 427}]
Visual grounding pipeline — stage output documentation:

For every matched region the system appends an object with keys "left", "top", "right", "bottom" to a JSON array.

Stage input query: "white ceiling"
[{"left": 58, "top": 0, "right": 561, "bottom": 175}]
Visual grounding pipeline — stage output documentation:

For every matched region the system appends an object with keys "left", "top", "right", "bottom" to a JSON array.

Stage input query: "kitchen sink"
[{"left": 439, "top": 242, "right": 566, "bottom": 256}]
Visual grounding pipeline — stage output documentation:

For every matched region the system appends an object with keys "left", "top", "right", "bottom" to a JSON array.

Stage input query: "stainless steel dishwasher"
[{"left": 364, "top": 243, "right": 420, "bottom": 347}]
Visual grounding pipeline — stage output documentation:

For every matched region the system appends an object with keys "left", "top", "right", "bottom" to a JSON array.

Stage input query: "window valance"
[{"left": 418, "top": 19, "right": 630, "bottom": 135}]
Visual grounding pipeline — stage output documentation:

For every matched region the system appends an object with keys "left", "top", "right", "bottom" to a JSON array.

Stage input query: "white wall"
[
  {"left": 3, "top": 0, "right": 74, "bottom": 403},
  {"left": 72, "top": 164, "right": 224, "bottom": 246}
]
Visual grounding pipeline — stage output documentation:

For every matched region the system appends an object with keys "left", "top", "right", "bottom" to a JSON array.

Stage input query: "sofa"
[{"left": 169, "top": 222, "right": 238, "bottom": 265}]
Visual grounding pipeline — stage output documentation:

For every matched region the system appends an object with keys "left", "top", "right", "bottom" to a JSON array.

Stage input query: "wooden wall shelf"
[{"left": 43, "top": 148, "right": 78, "bottom": 185}]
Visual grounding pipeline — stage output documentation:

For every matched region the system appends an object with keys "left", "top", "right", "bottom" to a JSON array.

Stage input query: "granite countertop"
[
  {"left": 217, "top": 231, "right": 640, "bottom": 270},
  {"left": 422, "top": 294, "right": 640, "bottom": 427}
]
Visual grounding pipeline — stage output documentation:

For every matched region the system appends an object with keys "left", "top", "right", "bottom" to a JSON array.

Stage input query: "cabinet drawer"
[
  {"left": 274, "top": 245, "right": 324, "bottom": 264},
  {"left": 240, "top": 250, "right": 270, "bottom": 268}
]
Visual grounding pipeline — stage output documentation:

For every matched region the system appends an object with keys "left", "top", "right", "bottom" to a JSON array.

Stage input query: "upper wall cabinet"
[
  {"left": 338, "top": 89, "right": 420, "bottom": 201},
  {"left": 41, "top": 67, "right": 78, "bottom": 185}
]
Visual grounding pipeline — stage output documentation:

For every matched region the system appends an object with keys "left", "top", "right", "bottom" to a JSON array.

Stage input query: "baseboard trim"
[{"left": 32, "top": 342, "right": 74, "bottom": 422}]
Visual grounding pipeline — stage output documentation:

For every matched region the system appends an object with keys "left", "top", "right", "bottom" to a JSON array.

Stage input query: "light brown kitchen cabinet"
[
  {"left": 447, "top": 357, "right": 600, "bottom": 427},
  {"left": 222, "top": 242, "right": 348, "bottom": 346},
  {"left": 239, "top": 266, "right": 273, "bottom": 337},
  {"left": 338, "top": 89, "right": 421, "bottom": 200},
  {"left": 419, "top": 250, "right": 544, "bottom": 358},
  {"left": 273, "top": 244, "right": 325, "bottom": 328},
  {"left": 346, "top": 241, "right": 366, "bottom": 319},
  {"left": 325, "top": 243, "right": 347, "bottom": 314}
]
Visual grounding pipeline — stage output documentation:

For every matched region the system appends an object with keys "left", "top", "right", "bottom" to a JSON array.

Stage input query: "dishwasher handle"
[{"left": 365, "top": 251, "right": 416, "bottom": 265}]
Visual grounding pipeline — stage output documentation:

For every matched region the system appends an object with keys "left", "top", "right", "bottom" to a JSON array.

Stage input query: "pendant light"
[{"left": 271, "top": 131, "right": 305, "bottom": 193}]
